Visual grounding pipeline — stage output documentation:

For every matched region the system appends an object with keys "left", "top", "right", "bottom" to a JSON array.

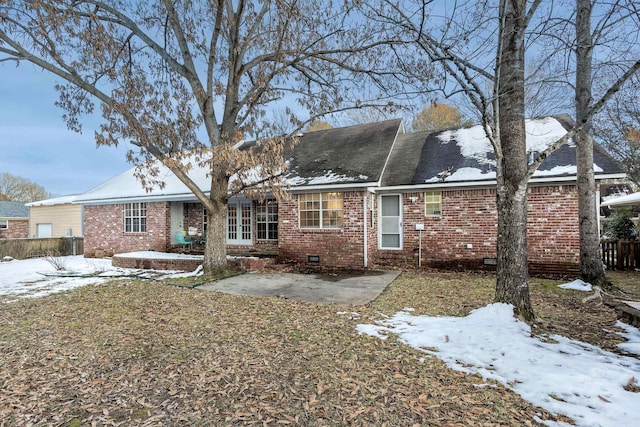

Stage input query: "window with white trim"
[
  {"left": 123, "top": 203, "right": 147, "bottom": 233},
  {"left": 0, "top": 219, "right": 7, "bottom": 229},
  {"left": 256, "top": 199, "right": 278, "bottom": 240},
  {"left": 425, "top": 191, "right": 442, "bottom": 216},
  {"left": 299, "top": 192, "right": 343, "bottom": 228}
]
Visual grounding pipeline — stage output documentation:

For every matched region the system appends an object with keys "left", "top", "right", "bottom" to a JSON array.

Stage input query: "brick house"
[
  {"left": 75, "top": 116, "right": 626, "bottom": 274},
  {"left": 0, "top": 201, "right": 29, "bottom": 239}
]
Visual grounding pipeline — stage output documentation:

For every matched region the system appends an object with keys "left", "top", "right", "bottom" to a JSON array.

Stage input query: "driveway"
[{"left": 199, "top": 270, "right": 400, "bottom": 305}]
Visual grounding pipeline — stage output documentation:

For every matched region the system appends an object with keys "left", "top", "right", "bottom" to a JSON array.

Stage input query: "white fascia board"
[{"left": 76, "top": 193, "right": 203, "bottom": 205}]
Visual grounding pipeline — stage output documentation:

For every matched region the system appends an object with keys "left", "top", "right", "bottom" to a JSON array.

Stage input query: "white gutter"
[{"left": 371, "top": 173, "right": 628, "bottom": 193}]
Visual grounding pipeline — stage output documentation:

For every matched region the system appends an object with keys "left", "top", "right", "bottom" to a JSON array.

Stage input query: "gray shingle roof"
[
  {"left": 382, "top": 115, "right": 624, "bottom": 186},
  {"left": 284, "top": 119, "right": 403, "bottom": 186},
  {"left": 0, "top": 201, "right": 29, "bottom": 218}
]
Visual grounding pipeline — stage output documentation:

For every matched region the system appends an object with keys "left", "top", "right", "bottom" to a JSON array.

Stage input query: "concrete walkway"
[{"left": 199, "top": 270, "right": 400, "bottom": 305}]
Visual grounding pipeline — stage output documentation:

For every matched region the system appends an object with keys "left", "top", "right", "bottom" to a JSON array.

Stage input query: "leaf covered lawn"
[{"left": 1, "top": 270, "right": 632, "bottom": 426}]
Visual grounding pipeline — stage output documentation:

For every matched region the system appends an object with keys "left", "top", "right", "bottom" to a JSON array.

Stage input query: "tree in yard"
[
  {"left": 593, "top": 73, "right": 640, "bottom": 187},
  {"left": 0, "top": 1, "right": 405, "bottom": 273},
  {"left": 540, "top": 0, "right": 640, "bottom": 287},
  {"left": 0, "top": 172, "right": 52, "bottom": 202},
  {"left": 364, "top": 0, "right": 640, "bottom": 320},
  {"left": 411, "top": 101, "right": 472, "bottom": 132},
  {"left": 305, "top": 120, "right": 333, "bottom": 132}
]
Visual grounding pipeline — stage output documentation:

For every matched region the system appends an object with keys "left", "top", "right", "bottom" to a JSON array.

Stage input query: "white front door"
[
  {"left": 379, "top": 194, "right": 402, "bottom": 249},
  {"left": 36, "top": 223, "right": 52, "bottom": 238},
  {"left": 170, "top": 202, "right": 184, "bottom": 244},
  {"left": 227, "top": 200, "right": 252, "bottom": 245}
]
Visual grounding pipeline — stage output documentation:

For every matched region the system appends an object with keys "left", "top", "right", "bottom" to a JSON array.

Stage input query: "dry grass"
[{"left": 0, "top": 269, "right": 637, "bottom": 426}]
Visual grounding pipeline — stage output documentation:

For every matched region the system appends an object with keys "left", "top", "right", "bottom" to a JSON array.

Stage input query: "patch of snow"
[
  {"left": 287, "top": 171, "right": 369, "bottom": 186},
  {"left": 558, "top": 279, "right": 592, "bottom": 292},
  {"left": 444, "top": 167, "right": 496, "bottom": 182},
  {"left": 358, "top": 303, "right": 640, "bottom": 427},
  {"left": 615, "top": 321, "right": 640, "bottom": 356},
  {"left": 26, "top": 194, "right": 79, "bottom": 206},
  {"left": 437, "top": 117, "right": 569, "bottom": 167},
  {"left": 115, "top": 251, "right": 204, "bottom": 260},
  {"left": 0, "top": 255, "right": 199, "bottom": 300}
]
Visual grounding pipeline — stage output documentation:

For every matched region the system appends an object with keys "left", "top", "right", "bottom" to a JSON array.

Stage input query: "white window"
[
  {"left": 0, "top": 219, "right": 7, "bottom": 229},
  {"left": 299, "top": 192, "right": 343, "bottom": 229},
  {"left": 425, "top": 191, "right": 442, "bottom": 216},
  {"left": 256, "top": 199, "right": 278, "bottom": 240},
  {"left": 36, "top": 223, "right": 52, "bottom": 238},
  {"left": 124, "top": 203, "right": 147, "bottom": 233}
]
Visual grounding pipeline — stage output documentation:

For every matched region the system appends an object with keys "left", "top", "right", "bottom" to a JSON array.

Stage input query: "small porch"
[{"left": 168, "top": 198, "right": 279, "bottom": 256}]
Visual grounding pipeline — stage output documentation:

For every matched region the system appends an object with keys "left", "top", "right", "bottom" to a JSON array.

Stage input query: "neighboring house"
[
  {"left": 74, "top": 115, "right": 626, "bottom": 274},
  {"left": 26, "top": 195, "right": 83, "bottom": 238},
  {"left": 0, "top": 201, "right": 29, "bottom": 239}
]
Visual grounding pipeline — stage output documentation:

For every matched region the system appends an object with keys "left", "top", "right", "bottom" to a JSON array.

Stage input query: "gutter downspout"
[{"left": 363, "top": 192, "right": 368, "bottom": 268}]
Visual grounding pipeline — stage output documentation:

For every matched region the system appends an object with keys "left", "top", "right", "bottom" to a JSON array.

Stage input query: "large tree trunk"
[
  {"left": 575, "top": 0, "right": 607, "bottom": 287},
  {"left": 495, "top": 0, "right": 534, "bottom": 321},
  {"left": 203, "top": 174, "right": 229, "bottom": 273}
]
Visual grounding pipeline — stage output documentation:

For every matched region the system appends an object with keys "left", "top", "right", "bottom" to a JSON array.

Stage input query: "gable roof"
[
  {"left": 74, "top": 115, "right": 625, "bottom": 204},
  {"left": 76, "top": 120, "right": 404, "bottom": 204},
  {"left": 284, "top": 119, "right": 402, "bottom": 187},
  {"left": 0, "top": 201, "right": 29, "bottom": 218},
  {"left": 382, "top": 115, "right": 624, "bottom": 187}
]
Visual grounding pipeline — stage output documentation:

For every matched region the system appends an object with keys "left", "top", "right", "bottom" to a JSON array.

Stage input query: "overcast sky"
[{"left": 0, "top": 63, "right": 133, "bottom": 197}]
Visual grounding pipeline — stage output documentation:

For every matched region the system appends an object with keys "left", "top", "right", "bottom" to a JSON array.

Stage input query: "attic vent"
[{"left": 527, "top": 150, "right": 540, "bottom": 165}]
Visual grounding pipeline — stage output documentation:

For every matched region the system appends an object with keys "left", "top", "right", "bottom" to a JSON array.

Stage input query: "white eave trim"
[{"left": 286, "top": 181, "right": 380, "bottom": 193}]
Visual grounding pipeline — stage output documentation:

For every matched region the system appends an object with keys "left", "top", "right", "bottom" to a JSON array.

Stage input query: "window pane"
[{"left": 381, "top": 195, "right": 400, "bottom": 216}]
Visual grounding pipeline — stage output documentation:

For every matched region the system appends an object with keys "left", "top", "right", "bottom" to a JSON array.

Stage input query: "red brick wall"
[
  {"left": 0, "top": 219, "right": 28, "bottom": 239},
  {"left": 278, "top": 191, "right": 366, "bottom": 269},
  {"left": 84, "top": 202, "right": 170, "bottom": 257},
  {"left": 373, "top": 185, "right": 580, "bottom": 274}
]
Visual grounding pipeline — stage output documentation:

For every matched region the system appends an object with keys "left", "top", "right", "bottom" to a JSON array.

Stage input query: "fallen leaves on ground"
[{"left": 0, "top": 269, "right": 636, "bottom": 426}]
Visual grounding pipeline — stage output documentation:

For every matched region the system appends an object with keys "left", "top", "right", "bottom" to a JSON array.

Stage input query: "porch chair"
[{"left": 175, "top": 231, "right": 193, "bottom": 251}]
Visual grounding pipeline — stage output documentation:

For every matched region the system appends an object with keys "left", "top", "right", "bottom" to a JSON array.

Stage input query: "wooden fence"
[
  {"left": 0, "top": 237, "right": 84, "bottom": 260},
  {"left": 601, "top": 240, "right": 640, "bottom": 270}
]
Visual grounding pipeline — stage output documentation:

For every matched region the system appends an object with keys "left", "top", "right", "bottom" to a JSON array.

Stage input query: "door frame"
[
  {"left": 227, "top": 199, "right": 253, "bottom": 245},
  {"left": 378, "top": 193, "right": 403, "bottom": 250}
]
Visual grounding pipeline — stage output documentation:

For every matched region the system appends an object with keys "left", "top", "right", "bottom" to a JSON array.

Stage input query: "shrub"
[{"left": 603, "top": 208, "right": 638, "bottom": 240}]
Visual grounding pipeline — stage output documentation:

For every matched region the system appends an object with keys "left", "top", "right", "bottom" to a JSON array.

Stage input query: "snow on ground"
[
  {"left": 358, "top": 303, "right": 640, "bottom": 427},
  {"left": 558, "top": 279, "right": 593, "bottom": 292},
  {"left": 0, "top": 255, "right": 201, "bottom": 300}
]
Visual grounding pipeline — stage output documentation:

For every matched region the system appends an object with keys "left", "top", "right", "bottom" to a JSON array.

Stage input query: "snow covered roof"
[
  {"left": 76, "top": 161, "right": 211, "bottom": 204},
  {"left": 382, "top": 115, "right": 624, "bottom": 187},
  {"left": 0, "top": 201, "right": 28, "bottom": 218},
  {"left": 26, "top": 194, "right": 80, "bottom": 207},
  {"left": 601, "top": 191, "right": 640, "bottom": 208}
]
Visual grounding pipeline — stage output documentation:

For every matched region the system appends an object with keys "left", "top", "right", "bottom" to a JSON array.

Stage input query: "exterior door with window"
[
  {"left": 227, "top": 200, "right": 252, "bottom": 245},
  {"left": 379, "top": 194, "right": 402, "bottom": 249}
]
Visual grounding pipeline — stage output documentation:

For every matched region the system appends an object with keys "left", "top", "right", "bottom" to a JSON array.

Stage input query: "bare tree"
[
  {"left": 0, "top": 0, "right": 406, "bottom": 272},
  {"left": 542, "top": 0, "right": 640, "bottom": 286},
  {"left": 593, "top": 73, "right": 640, "bottom": 187},
  {"left": 0, "top": 172, "right": 52, "bottom": 202},
  {"left": 365, "top": 0, "right": 640, "bottom": 320}
]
